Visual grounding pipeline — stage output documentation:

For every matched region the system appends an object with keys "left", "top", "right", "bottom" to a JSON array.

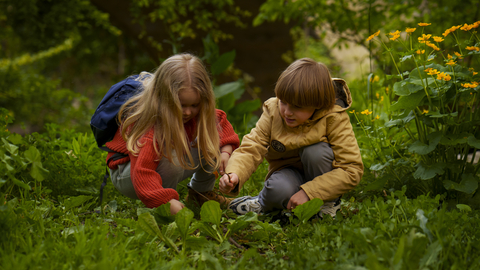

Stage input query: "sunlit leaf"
[
  {"left": 293, "top": 198, "right": 323, "bottom": 223},
  {"left": 200, "top": 200, "right": 222, "bottom": 227}
]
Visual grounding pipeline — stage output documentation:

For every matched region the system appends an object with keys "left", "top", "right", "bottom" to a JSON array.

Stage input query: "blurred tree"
[{"left": 253, "top": 0, "right": 480, "bottom": 74}]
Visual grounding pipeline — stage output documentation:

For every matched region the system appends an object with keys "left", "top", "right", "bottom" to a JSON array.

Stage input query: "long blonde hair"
[
  {"left": 118, "top": 53, "right": 220, "bottom": 170},
  {"left": 275, "top": 58, "right": 335, "bottom": 110}
]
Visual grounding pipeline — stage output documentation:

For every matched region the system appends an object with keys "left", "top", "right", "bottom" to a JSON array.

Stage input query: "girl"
[
  {"left": 106, "top": 53, "right": 239, "bottom": 214},
  {"left": 219, "top": 58, "right": 363, "bottom": 218}
]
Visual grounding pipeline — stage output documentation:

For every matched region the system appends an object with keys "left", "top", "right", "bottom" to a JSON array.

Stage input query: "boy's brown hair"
[{"left": 274, "top": 58, "right": 335, "bottom": 110}]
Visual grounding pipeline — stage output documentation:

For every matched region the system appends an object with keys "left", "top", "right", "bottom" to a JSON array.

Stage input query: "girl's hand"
[
  {"left": 168, "top": 199, "right": 185, "bottom": 215},
  {"left": 218, "top": 145, "right": 233, "bottom": 175},
  {"left": 218, "top": 152, "right": 230, "bottom": 175},
  {"left": 286, "top": 189, "right": 310, "bottom": 210},
  {"left": 219, "top": 173, "right": 238, "bottom": 193}
]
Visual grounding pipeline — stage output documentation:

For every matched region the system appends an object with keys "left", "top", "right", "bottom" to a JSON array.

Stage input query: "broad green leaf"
[
  {"left": 414, "top": 161, "right": 445, "bottom": 180},
  {"left": 211, "top": 50, "right": 235, "bottom": 75},
  {"left": 443, "top": 174, "right": 478, "bottom": 194},
  {"left": 198, "top": 222, "right": 222, "bottom": 242},
  {"left": 369, "top": 162, "right": 390, "bottom": 171},
  {"left": 228, "top": 211, "right": 258, "bottom": 233},
  {"left": 138, "top": 212, "right": 180, "bottom": 252},
  {"left": 138, "top": 212, "right": 163, "bottom": 237},
  {"left": 467, "top": 135, "right": 480, "bottom": 148},
  {"left": 408, "top": 131, "right": 442, "bottom": 155},
  {"left": 390, "top": 90, "right": 426, "bottom": 112},
  {"left": 7, "top": 133, "right": 23, "bottom": 145},
  {"left": 419, "top": 240, "right": 442, "bottom": 267},
  {"left": 439, "top": 133, "right": 469, "bottom": 146},
  {"left": 393, "top": 235, "right": 405, "bottom": 265},
  {"left": 64, "top": 195, "right": 93, "bottom": 211},
  {"left": 175, "top": 207, "right": 194, "bottom": 239},
  {"left": 0, "top": 178, "right": 6, "bottom": 187},
  {"left": 24, "top": 146, "right": 48, "bottom": 181},
  {"left": 410, "top": 78, "right": 435, "bottom": 87},
  {"left": 152, "top": 203, "right": 176, "bottom": 225},
  {"left": 200, "top": 200, "right": 222, "bottom": 227},
  {"left": 364, "top": 177, "right": 388, "bottom": 191},
  {"left": 456, "top": 204, "right": 472, "bottom": 212},
  {"left": 184, "top": 235, "right": 209, "bottom": 249},
  {"left": 428, "top": 111, "right": 458, "bottom": 118},
  {"left": 229, "top": 99, "right": 262, "bottom": 115},
  {"left": 213, "top": 81, "right": 244, "bottom": 99},
  {"left": 2, "top": 138, "right": 18, "bottom": 156},
  {"left": 293, "top": 198, "right": 323, "bottom": 223},
  {"left": 11, "top": 177, "right": 31, "bottom": 190},
  {"left": 393, "top": 81, "right": 409, "bottom": 96}
]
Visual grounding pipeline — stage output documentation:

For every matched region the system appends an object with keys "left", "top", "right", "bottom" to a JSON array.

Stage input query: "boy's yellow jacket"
[{"left": 225, "top": 79, "right": 364, "bottom": 201}]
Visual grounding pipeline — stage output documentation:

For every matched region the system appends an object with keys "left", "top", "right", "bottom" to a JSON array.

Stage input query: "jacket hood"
[{"left": 310, "top": 78, "right": 352, "bottom": 121}]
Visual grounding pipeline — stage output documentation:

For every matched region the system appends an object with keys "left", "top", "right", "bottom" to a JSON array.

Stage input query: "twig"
[{"left": 228, "top": 237, "right": 245, "bottom": 250}]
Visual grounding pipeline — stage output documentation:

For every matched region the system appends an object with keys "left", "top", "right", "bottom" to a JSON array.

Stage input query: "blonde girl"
[{"left": 106, "top": 53, "right": 239, "bottom": 214}]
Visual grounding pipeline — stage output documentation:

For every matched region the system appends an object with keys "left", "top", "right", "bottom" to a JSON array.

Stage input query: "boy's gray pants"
[
  {"left": 110, "top": 148, "right": 216, "bottom": 200},
  {"left": 258, "top": 142, "right": 335, "bottom": 212}
]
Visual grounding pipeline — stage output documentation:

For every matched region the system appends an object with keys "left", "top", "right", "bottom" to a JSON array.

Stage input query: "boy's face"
[{"left": 279, "top": 99, "right": 316, "bottom": 128}]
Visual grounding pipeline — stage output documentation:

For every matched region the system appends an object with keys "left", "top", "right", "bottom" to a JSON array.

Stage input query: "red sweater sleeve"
[
  {"left": 216, "top": 109, "right": 240, "bottom": 150},
  {"left": 129, "top": 129, "right": 179, "bottom": 208},
  {"left": 105, "top": 128, "right": 178, "bottom": 208}
]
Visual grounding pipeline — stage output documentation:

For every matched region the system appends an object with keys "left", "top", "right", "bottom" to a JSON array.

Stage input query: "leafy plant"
[{"left": 360, "top": 21, "right": 480, "bottom": 202}]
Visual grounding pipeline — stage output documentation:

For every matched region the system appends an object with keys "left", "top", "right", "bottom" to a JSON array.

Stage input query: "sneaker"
[
  {"left": 186, "top": 187, "right": 231, "bottom": 209},
  {"left": 318, "top": 197, "right": 342, "bottom": 219},
  {"left": 228, "top": 196, "right": 263, "bottom": 215}
]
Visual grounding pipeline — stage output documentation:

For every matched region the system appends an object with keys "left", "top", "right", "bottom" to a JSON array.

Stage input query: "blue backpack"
[
  {"left": 90, "top": 74, "right": 149, "bottom": 203},
  {"left": 90, "top": 74, "right": 146, "bottom": 150}
]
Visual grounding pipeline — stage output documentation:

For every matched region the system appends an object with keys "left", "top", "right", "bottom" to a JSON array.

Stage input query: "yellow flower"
[
  {"left": 375, "top": 115, "right": 380, "bottom": 120},
  {"left": 460, "top": 23, "right": 473, "bottom": 31},
  {"left": 454, "top": 52, "right": 463, "bottom": 59},
  {"left": 426, "top": 41, "right": 440, "bottom": 51},
  {"left": 437, "top": 72, "right": 446, "bottom": 80},
  {"left": 406, "top": 27, "right": 416, "bottom": 34},
  {"left": 361, "top": 109, "right": 373, "bottom": 115},
  {"left": 418, "top": 34, "right": 432, "bottom": 43},
  {"left": 367, "top": 30, "right": 381, "bottom": 41},
  {"left": 389, "top": 30, "right": 401, "bottom": 41},
  {"left": 466, "top": 46, "right": 480, "bottom": 51},
  {"left": 442, "top": 25, "right": 461, "bottom": 37},
  {"left": 416, "top": 49, "right": 425, "bottom": 54},
  {"left": 380, "top": 96, "right": 384, "bottom": 102},
  {"left": 446, "top": 60, "right": 456, "bottom": 66},
  {"left": 376, "top": 93, "right": 380, "bottom": 99},
  {"left": 474, "top": 71, "right": 478, "bottom": 76},
  {"left": 473, "top": 21, "right": 480, "bottom": 28},
  {"left": 418, "top": 22, "right": 431, "bottom": 26},
  {"left": 385, "top": 86, "right": 389, "bottom": 94},
  {"left": 423, "top": 109, "right": 429, "bottom": 114},
  {"left": 461, "top": 82, "right": 479, "bottom": 88},
  {"left": 349, "top": 110, "right": 355, "bottom": 114},
  {"left": 433, "top": 36, "right": 444, "bottom": 42},
  {"left": 426, "top": 68, "right": 439, "bottom": 75},
  {"left": 370, "top": 75, "right": 380, "bottom": 82}
]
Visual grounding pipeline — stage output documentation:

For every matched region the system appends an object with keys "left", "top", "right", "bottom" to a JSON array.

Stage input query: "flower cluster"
[
  {"left": 389, "top": 30, "right": 401, "bottom": 41},
  {"left": 361, "top": 109, "right": 373, "bottom": 115},
  {"left": 461, "top": 82, "right": 479, "bottom": 88}
]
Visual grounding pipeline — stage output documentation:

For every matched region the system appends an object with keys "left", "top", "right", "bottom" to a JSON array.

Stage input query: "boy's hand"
[
  {"left": 219, "top": 173, "right": 238, "bottom": 193},
  {"left": 286, "top": 189, "right": 310, "bottom": 210},
  {"left": 168, "top": 199, "right": 185, "bottom": 215}
]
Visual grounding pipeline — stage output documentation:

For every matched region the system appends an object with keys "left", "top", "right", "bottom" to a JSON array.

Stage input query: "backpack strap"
[{"left": 99, "top": 152, "right": 129, "bottom": 205}]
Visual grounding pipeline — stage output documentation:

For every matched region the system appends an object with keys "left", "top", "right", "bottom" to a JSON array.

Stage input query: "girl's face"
[
  {"left": 179, "top": 88, "right": 201, "bottom": 123},
  {"left": 279, "top": 99, "right": 316, "bottom": 128}
]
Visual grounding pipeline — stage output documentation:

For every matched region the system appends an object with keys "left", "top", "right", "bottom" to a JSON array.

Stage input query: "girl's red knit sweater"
[{"left": 105, "top": 109, "right": 239, "bottom": 208}]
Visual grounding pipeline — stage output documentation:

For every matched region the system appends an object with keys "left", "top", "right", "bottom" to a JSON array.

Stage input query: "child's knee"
[{"left": 301, "top": 142, "right": 334, "bottom": 165}]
